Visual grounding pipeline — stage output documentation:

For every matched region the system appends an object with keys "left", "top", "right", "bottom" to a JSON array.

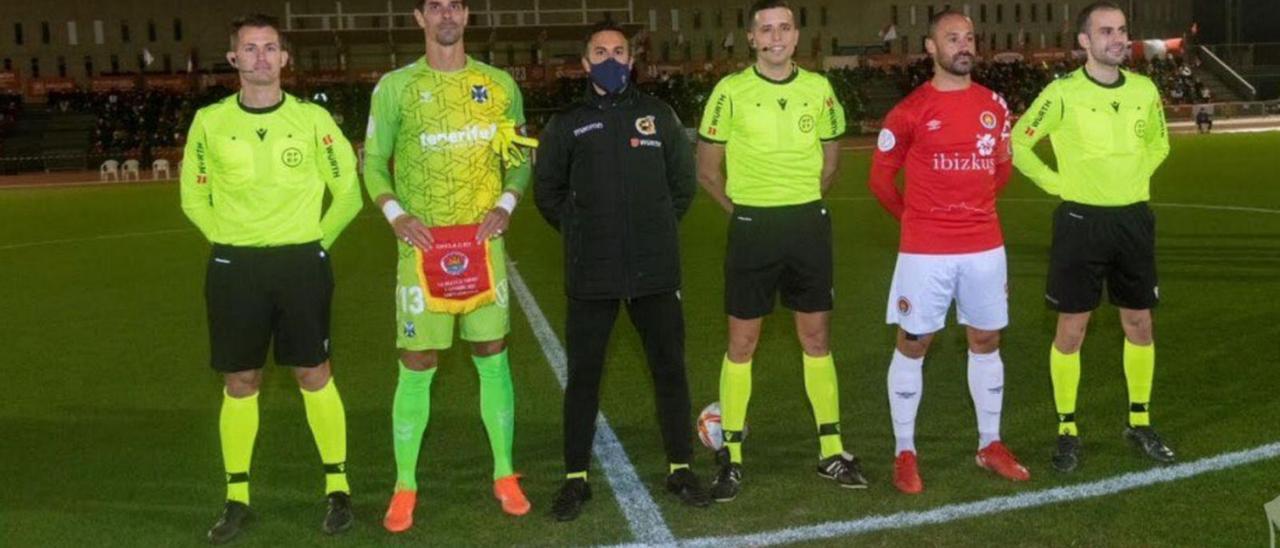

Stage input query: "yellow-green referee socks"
[
  {"left": 719, "top": 355, "right": 752, "bottom": 464},
  {"left": 220, "top": 389, "right": 259, "bottom": 504},
  {"left": 392, "top": 362, "right": 436, "bottom": 491},
  {"left": 301, "top": 378, "right": 349, "bottom": 495},
  {"left": 1050, "top": 345, "right": 1081, "bottom": 436},
  {"left": 1124, "top": 340, "right": 1155, "bottom": 427},
  {"left": 473, "top": 349, "right": 516, "bottom": 480},
  {"left": 803, "top": 353, "right": 845, "bottom": 459}
]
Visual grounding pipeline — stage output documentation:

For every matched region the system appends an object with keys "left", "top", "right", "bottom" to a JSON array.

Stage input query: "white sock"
[
  {"left": 968, "top": 349, "right": 1004, "bottom": 450},
  {"left": 888, "top": 349, "right": 924, "bottom": 455}
]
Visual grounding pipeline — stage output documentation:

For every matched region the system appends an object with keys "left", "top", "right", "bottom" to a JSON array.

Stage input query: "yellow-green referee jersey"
[
  {"left": 180, "top": 93, "right": 362, "bottom": 248},
  {"left": 698, "top": 65, "right": 846, "bottom": 207},
  {"left": 1011, "top": 68, "right": 1170, "bottom": 206}
]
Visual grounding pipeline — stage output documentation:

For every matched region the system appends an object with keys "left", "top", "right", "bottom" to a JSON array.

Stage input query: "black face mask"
[{"left": 589, "top": 58, "right": 630, "bottom": 94}]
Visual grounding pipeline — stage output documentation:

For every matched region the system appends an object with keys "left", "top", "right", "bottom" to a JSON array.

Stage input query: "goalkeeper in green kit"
[
  {"left": 1011, "top": 1, "right": 1174, "bottom": 474},
  {"left": 362, "top": 0, "right": 538, "bottom": 532}
]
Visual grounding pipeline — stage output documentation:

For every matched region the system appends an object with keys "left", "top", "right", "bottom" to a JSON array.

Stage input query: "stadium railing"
[
  {"left": 1199, "top": 45, "right": 1259, "bottom": 100},
  {"left": 1166, "top": 99, "right": 1280, "bottom": 119}
]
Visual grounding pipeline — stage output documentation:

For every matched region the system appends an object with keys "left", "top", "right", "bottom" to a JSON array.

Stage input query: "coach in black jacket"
[{"left": 534, "top": 20, "right": 705, "bottom": 521}]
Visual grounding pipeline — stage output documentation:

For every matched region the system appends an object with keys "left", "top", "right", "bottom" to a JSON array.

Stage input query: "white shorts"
[{"left": 885, "top": 246, "right": 1008, "bottom": 335}]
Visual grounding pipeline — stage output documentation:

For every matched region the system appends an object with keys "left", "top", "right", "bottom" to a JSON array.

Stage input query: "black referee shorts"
[
  {"left": 205, "top": 241, "right": 334, "bottom": 372},
  {"left": 725, "top": 201, "right": 834, "bottom": 319},
  {"left": 1046, "top": 201, "right": 1158, "bottom": 313}
]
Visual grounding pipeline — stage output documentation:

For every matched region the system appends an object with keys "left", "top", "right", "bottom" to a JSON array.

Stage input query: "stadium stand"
[{"left": 0, "top": 51, "right": 1274, "bottom": 176}]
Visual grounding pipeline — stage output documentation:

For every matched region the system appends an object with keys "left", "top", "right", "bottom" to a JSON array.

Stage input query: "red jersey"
[{"left": 868, "top": 81, "right": 1013, "bottom": 254}]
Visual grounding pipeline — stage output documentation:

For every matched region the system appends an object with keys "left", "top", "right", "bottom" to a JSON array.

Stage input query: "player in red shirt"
[{"left": 868, "top": 9, "right": 1030, "bottom": 495}]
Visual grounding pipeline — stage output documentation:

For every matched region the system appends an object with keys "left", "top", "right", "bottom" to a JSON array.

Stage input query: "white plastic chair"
[
  {"left": 152, "top": 159, "right": 171, "bottom": 180},
  {"left": 100, "top": 159, "right": 120, "bottom": 181},
  {"left": 121, "top": 159, "right": 141, "bottom": 181}
]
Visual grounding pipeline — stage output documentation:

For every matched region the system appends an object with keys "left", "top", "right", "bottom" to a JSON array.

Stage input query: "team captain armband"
[
  {"left": 490, "top": 119, "right": 539, "bottom": 168},
  {"left": 414, "top": 224, "right": 497, "bottom": 314}
]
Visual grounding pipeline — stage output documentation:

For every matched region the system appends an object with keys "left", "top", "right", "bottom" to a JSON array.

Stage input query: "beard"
[
  {"left": 938, "top": 52, "right": 974, "bottom": 76},
  {"left": 1093, "top": 44, "right": 1127, "bottom": 66}
]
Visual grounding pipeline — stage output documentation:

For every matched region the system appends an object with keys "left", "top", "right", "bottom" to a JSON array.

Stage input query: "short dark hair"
[
  {"left": 926, "top": 9, "right": 970, "bottom": 39},
  {"left": 583, "top": 20, "right": 630, "bottom": 56},
  {"left": 417, "top": 0, "right": 468, "bottom": 10},
  {"left": 229, "top": 14, "right": 287, "bottom": 51},
  {"left": 747, "top": 0, "right": 792, "bottom": 30},
  {"left": 1076, "top": 1, "right": 1124, "bottom": 35}
]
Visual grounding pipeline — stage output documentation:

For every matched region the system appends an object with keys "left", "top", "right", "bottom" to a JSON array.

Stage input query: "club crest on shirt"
[
  {"left": 979, "top": 111, "right": 998, "bottom": 130},
  {"left": 471, "top": 84, "right": 489, "bottom": 104},
  {"left": 635, "top": 115, "right": 657, "bottom": 136},
  {"left": 897, "top": 296, "right": 912, "bottom": 316}
]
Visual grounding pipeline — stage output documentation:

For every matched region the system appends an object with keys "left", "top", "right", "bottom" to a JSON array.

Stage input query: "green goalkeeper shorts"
[{"left": 394, "top": 237, "right": 510, "bottom": 351}]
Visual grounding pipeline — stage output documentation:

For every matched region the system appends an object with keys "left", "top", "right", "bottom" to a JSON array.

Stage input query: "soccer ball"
[{"left": 696, "top": 402, "right": 747, "bottom": 450}]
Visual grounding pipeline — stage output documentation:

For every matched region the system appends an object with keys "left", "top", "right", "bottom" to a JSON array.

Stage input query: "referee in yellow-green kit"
[
  {"left": 180, "top": 13, "right": 361, "bottom": 544},
  {"left": 696, "top": 0, "right": 865, "bottom": 503},
  {"left": 1011, "top": 1, "right": 1174, "bottom": 475}
]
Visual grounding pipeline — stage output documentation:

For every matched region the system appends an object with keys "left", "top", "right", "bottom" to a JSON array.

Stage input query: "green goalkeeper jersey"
[
  {"left": 363, "top": 56, "right": 530, "bottom": 227},
  {"left": 180, "top": 93, "right": 362, "bottom": 248},
  {"left": 1011, "top": 67, "right": 1170, "bottom": 206}
]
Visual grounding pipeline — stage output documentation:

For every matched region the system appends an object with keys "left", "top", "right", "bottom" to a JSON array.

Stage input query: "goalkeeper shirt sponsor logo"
[{"left": 419, "top": 123, "right": 498, "bottom": 149}]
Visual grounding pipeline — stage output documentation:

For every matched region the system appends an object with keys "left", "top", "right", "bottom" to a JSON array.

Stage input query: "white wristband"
[
  {"left": 381, "top": 199, "right": 407, "bottom": 223},
  {"left": 495, "top": 192, "right": 518, "bottom": 214}
]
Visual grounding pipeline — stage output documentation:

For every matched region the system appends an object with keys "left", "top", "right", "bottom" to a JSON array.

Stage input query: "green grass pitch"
[{"left": 2, "top": 132, "right": 1279, "bottom": 546}]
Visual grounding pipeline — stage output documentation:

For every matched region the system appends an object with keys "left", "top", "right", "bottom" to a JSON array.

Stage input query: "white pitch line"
[
  {"left": 0, "top": 227, "right": 194, "bottom": 251},
  {"left": 506, "top": 264, "right": 676, "bottom": 546},
  {"left": 676, "top": 440, "right": 1280, "bottom": 547}
]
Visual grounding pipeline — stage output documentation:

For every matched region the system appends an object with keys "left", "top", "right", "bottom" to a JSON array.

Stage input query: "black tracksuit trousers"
[{"left": 563, "top": 291, "right": 694, "bottom": 473}]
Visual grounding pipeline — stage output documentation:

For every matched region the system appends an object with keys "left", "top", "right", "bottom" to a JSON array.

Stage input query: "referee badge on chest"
[
  {"left": 635, "top": 115, "right": 657, "bottom": 136},
  {"left": 798, "top": 114, "right": 815, "bottom": 133}
]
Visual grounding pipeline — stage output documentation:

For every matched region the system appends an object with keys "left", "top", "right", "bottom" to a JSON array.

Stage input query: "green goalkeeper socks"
[
  {"left": 473, "top": 349, "right": 516, "bottom": 480},
  {"left": 392, "top": 362, "right": 436, "bottom": 491}
]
